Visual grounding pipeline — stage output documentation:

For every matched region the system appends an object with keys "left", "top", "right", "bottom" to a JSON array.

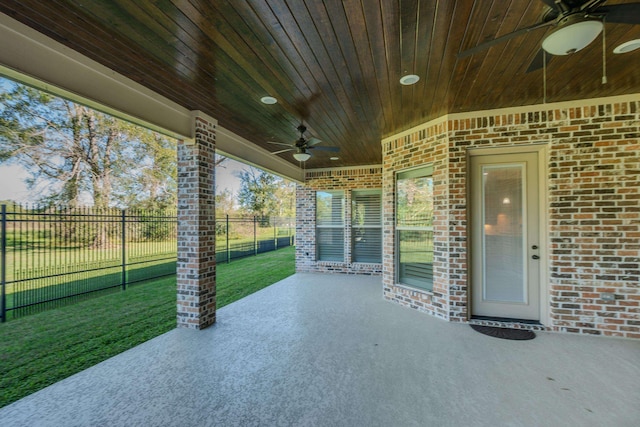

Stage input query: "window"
[
  {"left": 396, "top": 166, "right": 434, "bottom": 291},
  {"left": 316, "top": 191, "right": 344, "bottom": 261},
  {"left": 352, "top": 190, "right": 382, "bottom": 263}
]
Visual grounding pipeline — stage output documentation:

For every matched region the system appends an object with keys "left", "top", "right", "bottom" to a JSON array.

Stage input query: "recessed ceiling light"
[
  {"left": 260, "top": 96, "right": 277, "bottom": 104},
  {"left": 399, "top": 74, "right": 420, "bottom": 85},
  {"left": 330, "top": 157, "right": 339, "bottom": 161},
  {"left": 613, "top": 39, "right": 640, "bottom": 54}
]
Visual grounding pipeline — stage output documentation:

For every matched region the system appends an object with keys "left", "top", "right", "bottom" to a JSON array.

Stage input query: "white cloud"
[{"left": 0, "top": 164, "right": 33, "bottom": 203}]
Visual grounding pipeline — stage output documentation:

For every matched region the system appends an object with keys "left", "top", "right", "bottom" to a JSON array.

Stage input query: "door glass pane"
[{"left": 482, "top": 165, "right": 525, "bottom": 303}]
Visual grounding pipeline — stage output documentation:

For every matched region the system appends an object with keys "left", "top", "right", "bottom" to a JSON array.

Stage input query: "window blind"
[{"left": 352, "top": 190, "right": 382, "bottom": 263}]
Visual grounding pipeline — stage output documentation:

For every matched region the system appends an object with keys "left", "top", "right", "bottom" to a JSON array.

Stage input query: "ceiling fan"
[
  {"left": 457, "top": 0, "right": 640, "bottom": 71},
  {"left": 267, "top": 123, "right": 339, "bottom": 162}
]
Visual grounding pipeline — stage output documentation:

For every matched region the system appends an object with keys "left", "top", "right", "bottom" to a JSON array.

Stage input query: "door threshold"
[
  {"left": 469, "top": 316, "right": 546, "bottom": 331},
  {"left": 471, "top": 315, "right": 542, "bottom": 325}
]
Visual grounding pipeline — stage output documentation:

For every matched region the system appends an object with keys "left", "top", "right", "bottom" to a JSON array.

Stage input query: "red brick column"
[{"left": 176, "top": 115, "right": 216, "bottom": 329}]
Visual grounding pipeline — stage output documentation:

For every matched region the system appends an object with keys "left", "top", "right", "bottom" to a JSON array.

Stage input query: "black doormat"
[{"left": 470, "top": 324, "right": 536, "bottom": 340}]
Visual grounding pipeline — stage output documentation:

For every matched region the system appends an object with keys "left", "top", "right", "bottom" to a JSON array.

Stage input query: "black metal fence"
[
  {"left": 0, "top": 204, "right": 294, "bottom": 321},
  {"left": 215, "top": 216, "right": 295, "bottom": 263}
]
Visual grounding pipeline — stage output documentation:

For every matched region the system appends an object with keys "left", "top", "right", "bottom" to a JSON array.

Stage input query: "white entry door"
[{"left": 470, "top": 150, "right": 541, "bottom": 320}]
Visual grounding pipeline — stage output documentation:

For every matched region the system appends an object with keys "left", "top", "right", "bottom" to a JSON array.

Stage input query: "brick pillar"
[{"left": 176, "top": 115, "right": 216, "bottom": 329}]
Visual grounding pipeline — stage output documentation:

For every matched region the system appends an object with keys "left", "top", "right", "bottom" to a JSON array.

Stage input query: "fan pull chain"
[
  {"left": 543, "top": 49, "right": 547, "bottom": 104},
  {"left": 602, "top": 18, "right": 607, "bottom": 85}
]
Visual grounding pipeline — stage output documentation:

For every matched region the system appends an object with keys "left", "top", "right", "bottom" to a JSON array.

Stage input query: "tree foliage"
[
  {"left": 274, "top": 179, "right": 296, "bottom": 218},
  {"left": 215, "top": 188, "right": 236, "bottom": 217},
  {"left": 0, "top": 79, "right": 177, "bottom": 209},
  {"left": 236, "top": 167, "right": 295, "bottom": 219},
  {"left": 111, "top": 132, "right": 177, "bottom": 210},
  {"left": 397, "top": 176, "right": 433, "bottom": 227}
]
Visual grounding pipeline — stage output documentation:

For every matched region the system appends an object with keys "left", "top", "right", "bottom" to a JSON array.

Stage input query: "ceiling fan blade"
[
  {"left": 580, "top": 0, "right": 606, "bottom": 12},
  {"left": 267, "top": 141, "right": 293, "bottom": 147},
  {"left": 271, "top": 148, "right": 294, "bottom": 155},
  {"left": 309, "top": 146, "right": 340, "bottom": 152},
  {"left": 457, "top": 20, "right": 555, "bottom": 58},
  {"left": 539, "top": 0, "right": 563, "bottom": 11},
  {"left": 597, "top": 3, "right": 640, "bottom": 24},
  {"left": 306, "top": 137, "right": 322, "bottom": 146},
  {"left": 525, "top": 49, "right": 554, "bottom": 73}
]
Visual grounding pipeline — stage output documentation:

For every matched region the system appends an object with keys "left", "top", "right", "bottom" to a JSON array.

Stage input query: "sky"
[
  {"left": 0, "top": 164, "right": 35, "bottom": 203},
  {"left": 216, "top": 157, "right": 246, "bottom": 196},
  {"left": 0, "top": 158, "right": 249, "bottom": 205}
]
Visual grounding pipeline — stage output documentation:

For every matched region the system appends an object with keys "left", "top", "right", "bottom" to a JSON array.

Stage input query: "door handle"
[{"left": 532, "top": 255, "right": 540, "bottom": 260}]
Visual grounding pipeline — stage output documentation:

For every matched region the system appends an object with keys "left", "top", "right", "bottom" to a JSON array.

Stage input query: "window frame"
[
  {"left": 395, "top": 165, "right": 435, "bottom": 292},
  {"left": 315, "top": 190, "right": 345, "bottom": 262}
]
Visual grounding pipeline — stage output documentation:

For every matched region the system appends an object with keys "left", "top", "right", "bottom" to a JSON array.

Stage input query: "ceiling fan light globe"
[
  {"left": 542, "top": 20, "right": 603, "bottom": 56},
  {"left": 293, "top": 152, "right": 311, "bottom": 162}
]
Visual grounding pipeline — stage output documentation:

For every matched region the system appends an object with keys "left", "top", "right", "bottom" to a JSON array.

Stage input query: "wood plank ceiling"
[{"left": 1, "top": 0, "right": 639, "bottom": 168}]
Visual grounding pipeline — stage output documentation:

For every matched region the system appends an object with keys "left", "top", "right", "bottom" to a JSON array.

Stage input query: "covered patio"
[
  {"left": 0, "top": 1, "right": 638, "bottom": 336},
  {"left": 0, "top": 2, "right": 638, "bottom": 421},
  {"left": 1, "top": 273, "right": 638, "bottom": 426}
]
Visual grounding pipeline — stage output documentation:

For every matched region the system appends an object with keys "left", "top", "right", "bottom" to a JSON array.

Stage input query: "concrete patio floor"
[{"left": 1, "top": 273, "right": 638, "bottom": 427}]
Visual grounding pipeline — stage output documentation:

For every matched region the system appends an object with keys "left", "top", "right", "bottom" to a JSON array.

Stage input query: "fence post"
[
  {"left": 226, "top": 214, "right": 230, "bottom": 264},
  {"left": 1, "top": 204, "right": 6, "bottom": 323},
  {"left": 121, "top": 209, "right": 126, "bottom": 291},
  {"left": 274, "top": 218, "right": 277, "bottom": 250},
  {"left": 254, "top": 216, "right": 258, "bottom": 256}
]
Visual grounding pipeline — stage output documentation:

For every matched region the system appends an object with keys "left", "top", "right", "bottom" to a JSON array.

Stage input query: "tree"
[
  {"left": 274, "top": 180, "right": 296, "bottom": 217},
  {"left": 236, "top": 167, "right": 294, "bottom": 220},
  {"left": 0, "top": 79, "right": 176, "bottom": 210},
  {"left": 215, "top": 188, "right": 237, "bottom": 217},
  {"left": 214, "top": 153, "right": 228, "bottom": 169},
  {"left": 112, "top": 132, "right": 177, "bottom": 210},
  {"left": 237, "top": 167, "right": 278, "bottom": 219}
]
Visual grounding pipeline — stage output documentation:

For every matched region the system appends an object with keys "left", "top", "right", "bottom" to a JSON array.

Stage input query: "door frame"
[{"left": 466, "top": 144, "right": 549, "bottom": 325}]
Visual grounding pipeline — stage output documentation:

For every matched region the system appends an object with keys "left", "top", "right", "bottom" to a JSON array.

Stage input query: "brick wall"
[
  {"left": 176, "top": 116, "right": 217, "bottom": 329},
  {"left": 296, "top": 166, "right": 383, "bottom": 275},
  {"left": 381, "top": 95, "right": 639, "bottom": 338},
  {"left": 382, "top": 120, "right": 451, "bottom": 319}
]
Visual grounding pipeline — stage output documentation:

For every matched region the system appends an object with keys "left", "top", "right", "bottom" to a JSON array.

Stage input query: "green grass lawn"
[{"left": 0, "top": 246, "right": 295, "bottom": 408}]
